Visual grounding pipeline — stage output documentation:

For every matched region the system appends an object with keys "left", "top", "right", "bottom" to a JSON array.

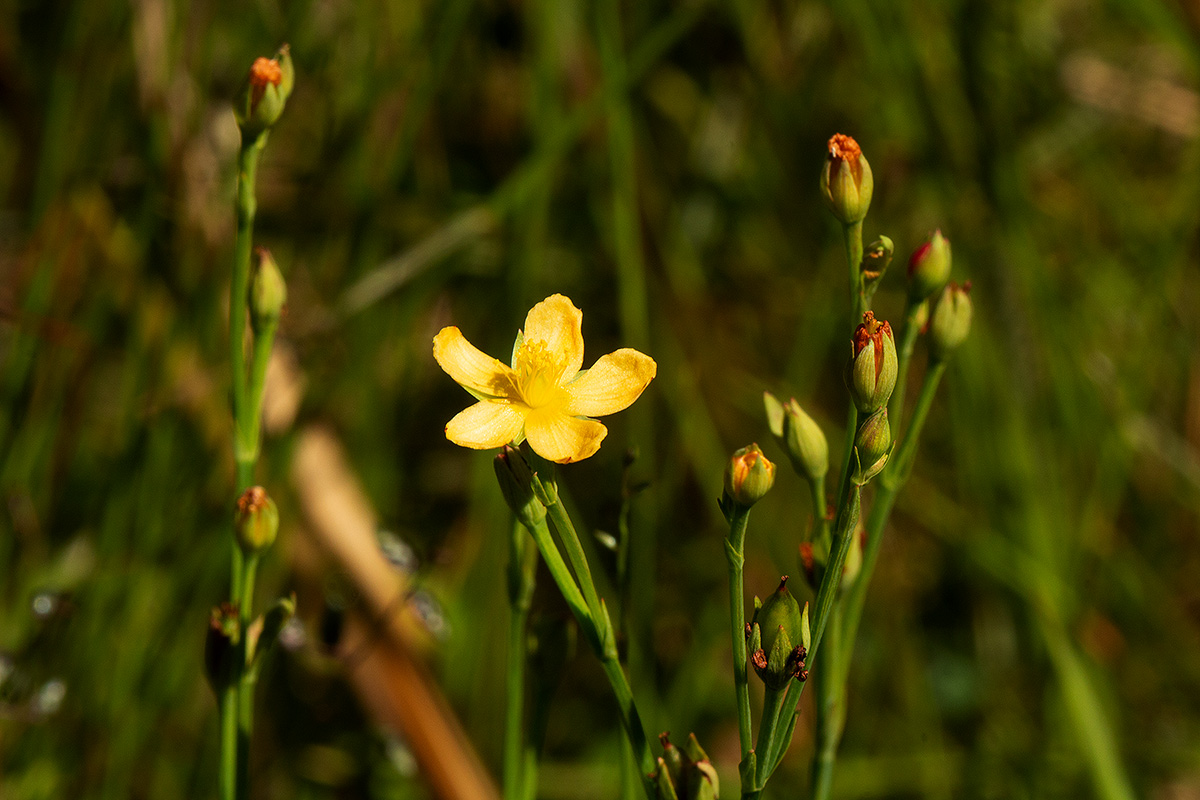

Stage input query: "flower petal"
[
  {"left": 524, "top": 408, "right": 607, "bottom": 464},
  {"left": 445, "top": 401, "right": 526, "bottom": 450},
  {"left": 523, "top": 294, "right": 584, "bottom": 380},
  {"left": 565, "top": 349, "right": 657, "bottom": 417},
  {"left": 433, "top": 326, "right": 516, "bottom": 398}
]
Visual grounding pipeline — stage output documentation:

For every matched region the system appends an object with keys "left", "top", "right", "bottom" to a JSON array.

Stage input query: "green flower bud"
[
  {"left": 928, "top": 281, "right": 973, "bottom": 362},
  {"left": 748, "top": 577, "right": 809, "bottom": 689},
  {"left": 820, "top": 134, "right": 873, "bottom": 225},
  {"left": 494, "top": 446, "right": 547, "bottom": 528},
  {"left": 205, "top": 603, "right": 240, "bottom": 694},
  {"left": 689, "top": 760, "right": 719, "bottom": 800},
  {"left": 655, "top": 757, "right": 681, "bottom": 800},
  {"left": 764, "top": 392, "right": 828, "bottom": 485},
  {"left": 846, "top": 311, "right": 898, "bottom": 413},
  {"left": 854, "top": 408, "right": 891, "bottom": 483},
  {"left": 658, "top": 733, "right": 686, "bottom": 790},
  {"left": 907, "top": 230, "right": 952, "bottom": 303},
  {"left": 249, "top": 247, "right": 287, "bottom": 333},
  {"left": 723, "top": 444, "right": 775, "bottom": 508},
  {"left": 235, "top": 46, "right": 292, "bottom": 138},
  {"left": 235, "top": 486, "right": 279, "bottom": 554}
]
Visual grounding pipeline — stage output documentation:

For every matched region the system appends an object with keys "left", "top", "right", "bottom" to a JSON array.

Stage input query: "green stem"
[
  {"left": 230, "top": 136, "right": 264, "bottom": 479},
  {"left": 236, "top": 553, "right": 259, "bottom": 800},
  {"left": 518, "top": 513, "right": 654, "bottom": 800},
  {"left": 521, "top": 476, "right": 655, "bottom": 800},
  {"left": 887, "top": 303, "right": 923, "bottom": 430},
  {"left": 760, "top": 480, "right": 861, "bottom": 782},
  {"left": 810, "top": 474, "right": 829, "bottom": 548},
  {"left": 504, "top": 522, "right": 538, "bottom": 800},
  {"left": 844, "top": 220, "right": 865, "bottom": 322},
  {"left": 811, "top": 604, "right": 842, "bottom": 800},
  {"left": 752, "top": 684, "right": 786, "bottom": 788},
  {"left": 724, "top": 506, "right": 754, "bottom": 777},
  {"left": 839, "top": 362, "right": 945, "bottom": 678},
  {"left": 219, "top": 685, "right": 237, "bottom": 800}
]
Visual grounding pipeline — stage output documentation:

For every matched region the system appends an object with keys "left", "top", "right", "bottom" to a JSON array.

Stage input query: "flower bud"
[
  {"left": 907, "top": 230, "right": 952, "bottom": 303},
  {"left": 764, "top": 392, "right": 828, "bottom": 485},
  {"left": 249, "top": 247, "right": 287, "bottom": 333},
  {"left": 235, "top": 486, "right": 279, "bottom": 554},
  {"left": 928, "top": 281, "right": 973, "bottom": 362},
  {"left": 854, "top": 408, "right": 891, "bottom": 483},
  {"left": 861, "top": 235, "right": 894, "bottom": 302},
  {"left": 748, "top": 577, "right": 809, "bottom": 689},
  {"left": 494, "top": 446, "right": 547, "bottom": 528},
  {"left": 235, "top": 45, "right": 293, "bottom": 138},
  {"left": 205, "top": 603, "right": 240, "bottom": 694},
  {"left": 655, "top": 757, "right": 680, "bottom": 800},
  {"left": 846, "top": 311, "right": 897, "bottom": 413},
  {"left": 820, "top": 133, "right": 873, "bottom": 225},
  {"left": 723, "top": 444, "right": 776, "bottom": 508}
]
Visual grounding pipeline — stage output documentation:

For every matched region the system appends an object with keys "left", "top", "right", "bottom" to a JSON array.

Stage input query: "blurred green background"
[{"left": 2, "top": 0, "right": 1200, "bottom": 797}]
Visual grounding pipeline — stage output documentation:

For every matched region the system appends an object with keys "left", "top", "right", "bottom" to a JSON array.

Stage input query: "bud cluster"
[{"left": 654, "top": 733, "right": 719, "bottom": 800}]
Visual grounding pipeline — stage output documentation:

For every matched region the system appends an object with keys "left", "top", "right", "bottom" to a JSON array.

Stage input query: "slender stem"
[
  {"left": 810, "top": 474, "right": 829, "bottom": 548},
  {"left": 839, "top": 361, "right": 946, "bottom": 670},
  {"left": 724, "top": 506, "right": 754, "bottom": 773},
  {"left": 834, "top": 219, "right": 866, "bottom": 508},
  {"left": 219, "top": 685, "right": 237, "bottom": 800},
  {"left": 223, "top": 132, "right": 264, "bottom": 800},
  {"left": 537, "top": 477, "right": 609, "bottom": 652},
  {"left": 236, "top": 553, "right": 259, "bottom": 800},
  {"left": 522, "top": 517, "right": 591, "bottom": 629},
  {"left": 759, "top": 481, "right": 861, "bottom": 782},
  {"left": 239, "top": 319, "right": 278, "bottom": 467},
  {"left": 887, "top": 303, "right": 923, "bottom": 429},
  {"left": 811, "top": 604, "right": 842, "bottom": 800},
  {"left": 518, "top": 513, "right": 655, "bottom": 800},
  {"left": 844, "top": 220, "right": 865, "bottom": 322},
  {"left": 752, "top": 684, "right": 786, "bottom": 788},
  {"left": 504, "top": 522, "right": 538, "bottom": 800}
]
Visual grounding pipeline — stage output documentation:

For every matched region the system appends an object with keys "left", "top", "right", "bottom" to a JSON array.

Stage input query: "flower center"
[{"left": 514, "top": 339, "right": 568, "bottom": 409}]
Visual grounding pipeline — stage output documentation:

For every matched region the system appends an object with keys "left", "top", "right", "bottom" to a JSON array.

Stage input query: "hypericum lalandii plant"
[
  {"left": 205, "top": 45, "right": 296, "bottom": 800},
  {"left": 715, "top": 133, "right": 974, "bottom": 800},
  {"left": 435, "top": 293, "right": 667, "bottom": 798}
]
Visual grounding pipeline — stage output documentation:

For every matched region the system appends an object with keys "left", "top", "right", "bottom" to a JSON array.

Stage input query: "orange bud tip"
[
  {"left": 249, "top": 57, "right": 283, "bottom": 89},
  {"left": 827, "top": 133, "right": 861, "bottom": 161}
]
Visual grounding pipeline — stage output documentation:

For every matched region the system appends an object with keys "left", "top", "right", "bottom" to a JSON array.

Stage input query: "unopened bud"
[
  {"left": 655, "top": 757, "right": 680, "bottom": 800},
  {"left": 928, "top": 281, "right": 973, "bottom": 362},
  {"left": 494, "top": 446, "right": 547, "bottom": 528},
  {"left": 235, "top": 45, "right": 293, "bottom": 138},
  {"left": 764, "top": 392, "right": 828, "bottom": 484},
  {"left": 854, "top": 408, "right": 891, "bottom": 483},
  {"left": 748, "top": 577, "right": 809, "bottom": 689},
  {"left": 861, "top": 235, "right": 894, "bottom": 301},
  {"left": 723, "top": 444, "right": 776, "bottom": 508},
  {"left": 205, "top": 603, "right": 240, "bottom": 693},
  {"left": 249, "top": 247, "right": 286, "bottom": 333},
  {"left": 820, "top": 133, "right": 873, "bottom": 225},
  {"left": 907, "top": 230, "right": 952, "bottom": 303},
  {"left": 235, "top": 486, "right": 279, "bottom": 554},
  {"left": 846, "top": 311, "right": 897, "bottom": 413}
]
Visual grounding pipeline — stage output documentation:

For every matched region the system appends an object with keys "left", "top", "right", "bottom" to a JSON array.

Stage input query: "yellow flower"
[{"left": 433, "top": 294, "right": 657, "bottom": 464}]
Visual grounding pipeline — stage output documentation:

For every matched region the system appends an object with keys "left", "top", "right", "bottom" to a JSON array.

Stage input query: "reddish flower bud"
[
  {"left": 723, "top": 444, "right": 776, "bottom": 508},
  {"left": 820, "top": 134, "right": 874, "bottom": 225},
  {"left": 907, "top": 230, "right": 952, "bottom": 303},
  {"left": 846, "top": 311, "right": 898, "bottom": 413}
]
